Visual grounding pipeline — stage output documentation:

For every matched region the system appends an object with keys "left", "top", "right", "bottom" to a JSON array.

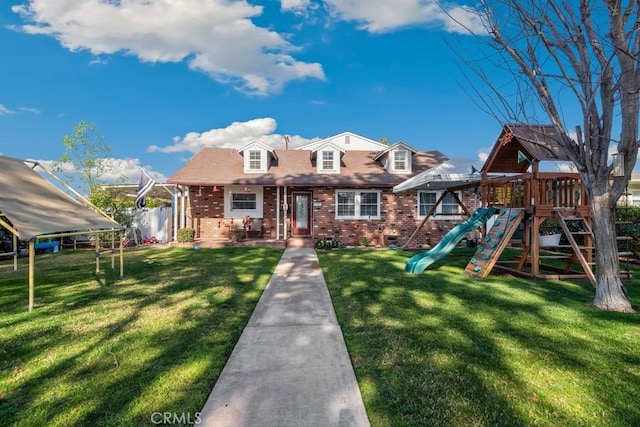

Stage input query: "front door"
[{"left": 292, "top": 193, "right": 311, "bottom": 236}]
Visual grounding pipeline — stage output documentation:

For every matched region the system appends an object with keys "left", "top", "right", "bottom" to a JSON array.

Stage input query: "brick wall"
[
  {"left": 309, "top": 187, "right": 481, "bottom": 247},
  {"left": 186, "top": 185, "right": 482, "bottom": 246}
]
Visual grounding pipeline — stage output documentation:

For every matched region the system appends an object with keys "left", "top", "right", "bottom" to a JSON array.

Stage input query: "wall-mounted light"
[
  {"left": 243, "top": 186, "right": 252, "bottom": 193},
  {"left": 613, "top": 152, "right": 625, "bottom": 177},
  {"left": 212, "top": 186, "right": 219, "bottom": 193}
]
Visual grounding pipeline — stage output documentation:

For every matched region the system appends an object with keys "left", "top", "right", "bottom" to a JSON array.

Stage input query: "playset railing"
[{"left": 483, "top": 173, "right": 588, "bottom": 210}]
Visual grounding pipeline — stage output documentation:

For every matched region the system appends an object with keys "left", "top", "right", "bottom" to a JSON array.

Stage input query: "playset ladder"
[
  {"left": 464, "top": 208, "right": 525, "bottom": 278},
  {"left": 554, "top": 209, "right": 596, "bottom": 287}
]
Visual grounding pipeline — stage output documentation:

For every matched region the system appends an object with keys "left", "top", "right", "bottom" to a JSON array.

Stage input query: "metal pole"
[
  {"left": 95, "top": 234, "right": 100, "bottom": 275},
  {"left": 111, "top": 232, "right": 115, "bottom": 269},
  {"left": 13, "top": 234, "right": 18, "bottom": 271},
  {"left": 119, "top": 231, "right": 124, "bottom": 278},
  {"left": 28, "top": 241, "right": 34, "bottom": 311}
]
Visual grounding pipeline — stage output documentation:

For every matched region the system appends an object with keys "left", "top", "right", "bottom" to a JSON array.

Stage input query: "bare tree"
[{"left": 460, "top": 0, "right": 639, "bottom": 312}]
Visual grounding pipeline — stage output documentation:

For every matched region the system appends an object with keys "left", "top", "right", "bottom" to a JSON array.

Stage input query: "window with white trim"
[
  {"left": 248, "top": 150, "right": 262, "bottom": 171},
  {"left": 232, "top": 193, "right": 257, "bottom": 210},
  {"left": 318, "top": 149, "right": 339, "bottom": 173},
  {"left": 322, "top": 150, "right": 334, "bottom": 170},
  {"left": 418, "top": 191, "right": 461, "bottom": 218},
  {"left": 335, "top": 190, "right": 380, "bottom": 219},
  {"left": 393, "top": 149, "right": 409, "bottom": 172}
]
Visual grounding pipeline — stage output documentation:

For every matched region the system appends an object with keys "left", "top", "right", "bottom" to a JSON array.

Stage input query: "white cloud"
[
  {"left": 37, "top": 157, "right": 166, "bottom": 189},
  {"left": 148, "top": 117, "right": 318, "bottom": 154},
  {"left": 322, "top": 0, "right": 483, "bottom": 34},
  {"left": 19, "top": 106, "right": 41, "bottom": 114},
  {"left": 281, "top": 0, "right": 312, "bottom": 11},
  {"left": 11, "top": 0, "right": 325, "bottom": 96},
  {"left": 0, "top": 104, "right": 15, "bottom": 115},
  {"left": 477, "top": 147, "right": 491, "bottom": 162}
]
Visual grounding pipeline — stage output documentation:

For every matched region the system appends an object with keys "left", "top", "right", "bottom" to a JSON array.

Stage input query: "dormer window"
[
  {"left": 248, "top": 150, "right": 262, "bottom": 171},
  {"left": 372, "top": 142, "right": 416, "bottom": 174},
  {"left": 237, "top": 141, "right": 275, "bottom": 173},
  {"left": 393, "top": 150, "right": 409, "bottom": 172},
  {"left": 311, "top": 142, "right": 344, "bottom": 174},
  {"left": 321, "top": 150, "right": 337, "bottom": 172}
]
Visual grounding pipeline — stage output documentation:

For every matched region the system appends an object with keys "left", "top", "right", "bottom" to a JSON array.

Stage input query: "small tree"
[
  {"left": 459, "top": 0, "right": 639, "bottom": 312},
  {"left": 89, "top": 186, "right": 135, "bottom": 228},
  {"left": 53, "top": 121, "right": 134, "bottom": 226},
  {"left": 54, "top": 120, "right": 112, "bottom": 197}
]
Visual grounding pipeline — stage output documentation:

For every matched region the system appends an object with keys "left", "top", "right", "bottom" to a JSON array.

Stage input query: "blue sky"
[{"left": 0, "top": 0, "right": 557, "bottom": 186}]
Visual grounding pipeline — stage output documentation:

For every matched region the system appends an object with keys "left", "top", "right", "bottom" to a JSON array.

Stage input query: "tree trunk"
[{"left": 590, "top": 193, "right": 635, "bottom": 313}]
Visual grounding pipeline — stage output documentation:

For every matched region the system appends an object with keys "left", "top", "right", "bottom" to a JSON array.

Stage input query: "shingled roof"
[
  {"left": 482, "top": 124, "right": 571, "bottom": 173},
  {"left": 167, "top": 148, "right": 447, "bottom": 187}
]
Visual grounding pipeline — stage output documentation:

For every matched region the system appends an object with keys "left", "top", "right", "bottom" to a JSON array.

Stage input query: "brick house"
[{"left": 167, "top": 132, "right": 481, "bottom": 247}]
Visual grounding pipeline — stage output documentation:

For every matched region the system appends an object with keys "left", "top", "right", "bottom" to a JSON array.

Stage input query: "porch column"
[
  {"left": 276, "top": 186, "right": 281, "bottom": 240},
  {"left": 180, "top": 186, "right": 186, "bottom": 229},
  {"left": 283, "top": 186, "right": 288, "bottom": 240},
  {"left": 173, "top": 185, "right": 179, "bottom": 241}
]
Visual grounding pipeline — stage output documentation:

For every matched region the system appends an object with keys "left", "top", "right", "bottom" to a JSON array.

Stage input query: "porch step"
[{"left": 287, "top": 237, "right": 316, "bottom": 249}]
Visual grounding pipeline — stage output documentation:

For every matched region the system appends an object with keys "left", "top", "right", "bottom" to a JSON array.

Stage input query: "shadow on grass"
[
  {"left": 0, "top": 246, "right": 283, "bottom": 426},
  {"left": 318, "top": 247, "right": 640, "bottom": 427}
]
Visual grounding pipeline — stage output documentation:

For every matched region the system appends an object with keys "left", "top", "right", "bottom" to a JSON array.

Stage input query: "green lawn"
[
  {"left": 318, "top": 247, "right": 640, "bottom": 427},
  {"left": 3, "top": 245, "right": 639, "bottom": 426},
  {"left": 0, "top": 246, "right": 283, "bottom": 426}
]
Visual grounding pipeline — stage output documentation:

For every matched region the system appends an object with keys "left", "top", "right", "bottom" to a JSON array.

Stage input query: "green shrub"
[
  {"left": 177, "top": 228, "right": 195, "bottom": 243},
  {"left": 616, "top": 206, "right": 640, "bottom": 259},
  {"left": 315, "top": 238, "right": 342, "bottom": 249}
]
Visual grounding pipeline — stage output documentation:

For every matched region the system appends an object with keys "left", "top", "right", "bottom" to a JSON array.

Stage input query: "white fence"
[{"left": 131, "top": 206, "right": 172, "bottom": 243}]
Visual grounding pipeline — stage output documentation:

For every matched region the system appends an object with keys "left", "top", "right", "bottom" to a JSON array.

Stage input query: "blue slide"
[{"left": 405, "top": 207, "right": 497, "bottom": 274}]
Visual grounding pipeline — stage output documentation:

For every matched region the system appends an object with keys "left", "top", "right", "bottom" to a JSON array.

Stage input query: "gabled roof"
[
  {"left": 372, "top": 142, "right": 419, "bottom": 161},
  {"left": 167, "top": 147, "right": 447, "bottom": 187},
  {"left": 0, "top": 155, "right": 123, "bottom": 241},
  {"left": 237, "top": 140, "right": 278, "bottom": 159},
  {"left": 309, "top": 141, "right": 345, "bottom": 160},
  {"left": 482, "top": 124, "right": 571, "bottom": 173},
  {"left": 310, "top": 141, "right": 346, "bottom": 153},
  {"left": 296, "top": 131, "right": 388, "bottom": 152}
]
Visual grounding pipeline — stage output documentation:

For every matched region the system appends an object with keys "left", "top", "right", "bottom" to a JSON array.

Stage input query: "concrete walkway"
[{"left": 198, "top": 247, "right": 370, "bottom": 427}]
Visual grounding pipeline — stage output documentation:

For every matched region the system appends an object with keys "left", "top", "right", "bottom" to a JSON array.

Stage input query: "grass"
[
  {"left": 317, "top": 247, "right": 640, "bottom": 427},
  {"left": 3, "top": 244, "right": 639, "bottom": 426},
  {"left": 0, "top": 246, "right": 283, "bottom": 426}
]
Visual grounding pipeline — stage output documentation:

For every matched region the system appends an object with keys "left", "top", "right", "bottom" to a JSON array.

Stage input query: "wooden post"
[
  {"left": 401, "top": 191, "right": 449, "bottom": 249},
  {"left": 531, "top": 215, "right": 541, "bottom": 276}
]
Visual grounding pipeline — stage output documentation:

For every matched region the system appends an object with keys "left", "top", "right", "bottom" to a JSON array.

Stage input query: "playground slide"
[{"left": 405, "top": 207, "right": 497, "bottom": 274}]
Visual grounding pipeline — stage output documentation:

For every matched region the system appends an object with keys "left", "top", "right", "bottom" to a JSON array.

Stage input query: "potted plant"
[
  {"left": 539, "top": 217, "right": 561, "bottom": 246},
  {"left": 242, "top": 215, "right": 251, "bottom": 239}
]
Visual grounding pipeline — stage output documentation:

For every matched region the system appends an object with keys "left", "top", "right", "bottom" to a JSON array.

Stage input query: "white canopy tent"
[{"left": 0, "top": 155, "right": 125, "bottom": 311}]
